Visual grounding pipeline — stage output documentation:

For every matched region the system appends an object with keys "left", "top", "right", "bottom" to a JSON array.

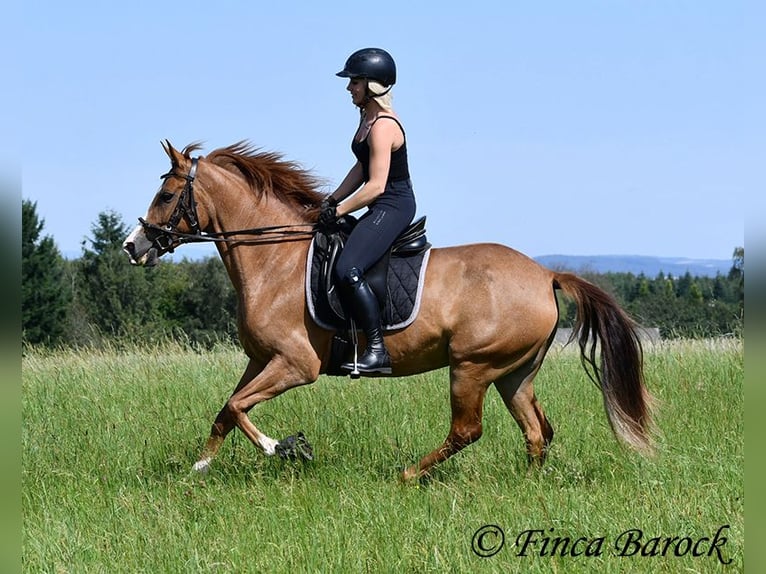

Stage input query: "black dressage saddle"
[
  {"left": 307, "top": 215, "right": 431, "bottom": 331},
  {"left": 306, "top": 216, "right": 431, "bottom": 376}
]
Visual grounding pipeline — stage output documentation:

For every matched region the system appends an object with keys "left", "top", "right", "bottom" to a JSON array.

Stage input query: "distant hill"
[
  {"left": 534, "top": 254, "right": 732, "bottom": 278},
  {"left": 64, "top": 244, "right": 731, "bottom": 278}
]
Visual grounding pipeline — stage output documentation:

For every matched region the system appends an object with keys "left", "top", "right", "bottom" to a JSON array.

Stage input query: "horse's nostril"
[{"left": 123, "top": 241, "right": 135, "bottom": 256}]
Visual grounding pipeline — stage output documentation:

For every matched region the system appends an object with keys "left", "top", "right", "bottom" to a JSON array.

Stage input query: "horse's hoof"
[
  {"left": 400, "top": 466, "right": 421, "bottom": 483},
  {"left": 192, "top": 458, "right": 211, "bottom": 474}
]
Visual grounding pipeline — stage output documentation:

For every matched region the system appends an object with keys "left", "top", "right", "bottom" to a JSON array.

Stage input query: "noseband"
[{"left": 138, "top": 156, "right": 315, "bottom": 254}]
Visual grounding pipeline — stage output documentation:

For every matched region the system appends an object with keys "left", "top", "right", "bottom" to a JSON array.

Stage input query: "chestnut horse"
[{"left": 124, "top": 141, "right": 655, "bottom": 481}]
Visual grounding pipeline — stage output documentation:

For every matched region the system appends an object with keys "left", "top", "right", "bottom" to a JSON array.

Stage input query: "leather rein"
[{"left": 138, "top": 157, "right": 316, "bottom": 255}]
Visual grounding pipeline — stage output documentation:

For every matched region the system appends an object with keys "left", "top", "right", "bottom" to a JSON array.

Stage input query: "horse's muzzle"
[
  {"left": 123, "top": 226, "right": 159, "bottom": 266},
  {"left": 124, "top": 243, "right": 159, "bottom": 267}
]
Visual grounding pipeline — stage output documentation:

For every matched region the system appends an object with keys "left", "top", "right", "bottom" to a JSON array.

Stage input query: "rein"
[{"left": 139, "top": 156, "right": 316, "bottom": 254}]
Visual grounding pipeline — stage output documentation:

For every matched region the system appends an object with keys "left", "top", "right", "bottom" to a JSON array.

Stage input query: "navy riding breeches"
[{"left": 334, "top": 178, "right": 416, "bottom": 283}]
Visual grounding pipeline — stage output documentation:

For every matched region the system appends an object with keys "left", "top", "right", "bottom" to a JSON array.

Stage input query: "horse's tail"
[{"left": 553, "top": 272, "right": 656, "bottom": 455}]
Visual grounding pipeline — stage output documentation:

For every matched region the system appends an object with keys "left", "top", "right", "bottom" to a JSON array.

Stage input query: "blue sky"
[{"left": 8, "top": 1, "right": 760, "bottom": 261}]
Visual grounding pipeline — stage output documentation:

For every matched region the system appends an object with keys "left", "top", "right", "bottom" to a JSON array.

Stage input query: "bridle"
[{"left": 138, "top": 156, "right": 316, "bottom": 255}]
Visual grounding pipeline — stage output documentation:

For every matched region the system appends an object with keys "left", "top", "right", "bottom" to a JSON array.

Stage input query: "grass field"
[{"left": 22, "top": 338, "right": 743, "bottom": 573}]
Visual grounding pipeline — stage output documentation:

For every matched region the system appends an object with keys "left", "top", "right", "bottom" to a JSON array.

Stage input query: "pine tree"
[
  {"left": 729, "top": 247, "right": 744, "bottom": 314},
  {"left": 76, "top": 210, "right": 157, "bottom": 340},
  {"left": 22, "top": 200, "right": 70, "bottom": 345}
]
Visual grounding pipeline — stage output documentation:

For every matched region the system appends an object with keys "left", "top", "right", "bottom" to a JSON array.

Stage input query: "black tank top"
[{"left": 351, "top": 115, "right": 410, "bottom": 183}]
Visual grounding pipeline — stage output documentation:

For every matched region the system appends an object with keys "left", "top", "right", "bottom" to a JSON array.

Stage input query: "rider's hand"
[{"left": 316, "top": 197, "right": 339, "bottom": 230}]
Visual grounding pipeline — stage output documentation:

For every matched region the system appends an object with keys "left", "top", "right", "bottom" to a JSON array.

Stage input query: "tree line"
[{"left": 22, "top": 200, "right": 744, "bottom": 348}]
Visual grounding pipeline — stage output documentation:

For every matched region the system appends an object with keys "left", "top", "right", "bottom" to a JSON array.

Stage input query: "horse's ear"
[{"left": 161, "top": 140, "right": 183, "bottom": 166}]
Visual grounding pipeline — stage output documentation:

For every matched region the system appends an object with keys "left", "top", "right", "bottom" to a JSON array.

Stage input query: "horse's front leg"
[{"left": 193, "top": 356, "right": 316, "bottom": 473}]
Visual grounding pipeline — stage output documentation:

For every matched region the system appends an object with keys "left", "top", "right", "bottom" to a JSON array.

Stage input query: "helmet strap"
[{"left": 363, "top": 84, "right": 392, "bottom": 105}]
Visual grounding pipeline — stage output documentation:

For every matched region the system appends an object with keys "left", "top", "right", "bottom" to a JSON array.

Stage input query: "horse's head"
[
  {"left": 124, "top": 141, "right": 208, "bottom": 266},
  {"left": 125, "top": 140, "right": 327, "bottom": 266}
]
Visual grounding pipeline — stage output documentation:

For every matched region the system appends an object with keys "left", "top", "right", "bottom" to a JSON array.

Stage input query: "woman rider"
[{"left": 318, "top": 48, "right": 417, "bottom": 374}]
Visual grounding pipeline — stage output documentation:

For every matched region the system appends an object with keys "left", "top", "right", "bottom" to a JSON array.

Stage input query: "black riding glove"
[{"left": 317, "top": 197, "right": 339, "bottom": 231}]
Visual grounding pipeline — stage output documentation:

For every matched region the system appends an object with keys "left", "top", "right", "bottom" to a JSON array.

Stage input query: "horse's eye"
[{"left": 159, "top": 191, "right": 175, "bottom": 203}]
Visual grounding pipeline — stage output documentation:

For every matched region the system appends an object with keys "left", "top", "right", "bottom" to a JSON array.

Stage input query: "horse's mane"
[{"left": 187, "top": 142, "right": 327, "bottom": 216}]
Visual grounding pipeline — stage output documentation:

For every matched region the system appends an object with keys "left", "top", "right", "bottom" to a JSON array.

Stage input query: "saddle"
[{"left": 306, "top": 215, "right": 431, "bottom": 334}]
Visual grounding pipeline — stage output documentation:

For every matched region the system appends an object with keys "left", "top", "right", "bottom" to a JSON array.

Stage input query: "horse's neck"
[
  {"left": 217, "top": 237, "right": 307, "bottom": 288},
  {"left": 209, "top": 195, "right": 310, "bottom": 300}
]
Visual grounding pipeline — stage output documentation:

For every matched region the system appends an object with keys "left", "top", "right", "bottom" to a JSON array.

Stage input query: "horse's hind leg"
[
  {"left": 402, "top": 363, "right": 491, "bottom": 482},
  {"left": 495, "top": 359, "right": 554, "bottom": 469}
]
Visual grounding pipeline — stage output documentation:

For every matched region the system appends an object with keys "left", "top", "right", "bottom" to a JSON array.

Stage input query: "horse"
[{"left": 124, "top": 140, "right": 655, "bottom": 482}]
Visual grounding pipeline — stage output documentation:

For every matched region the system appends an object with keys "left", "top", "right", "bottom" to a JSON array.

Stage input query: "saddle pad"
[{"left": 305, "top": 238, "right": 431, "bottom": 332}]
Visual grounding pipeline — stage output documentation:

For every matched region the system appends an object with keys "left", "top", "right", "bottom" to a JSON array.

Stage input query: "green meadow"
[{"left": 22, "top": 339, "right": 743, "bottom": 573}]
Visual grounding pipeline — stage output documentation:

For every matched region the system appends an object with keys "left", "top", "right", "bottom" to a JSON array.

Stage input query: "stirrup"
[
  {"left": 340, "top": 346, "right": 392, "bottom": 376},
  {"left": 346, "top": 320, "right": 362, "bottom": 379},
  {"left": 340, "top": 356, "right": 392, "bottom": 376}
]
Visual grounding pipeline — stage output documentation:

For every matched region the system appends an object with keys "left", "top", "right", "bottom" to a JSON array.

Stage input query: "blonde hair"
[{"left": 367, "top": 80, "right": 394, "bottom": 112}]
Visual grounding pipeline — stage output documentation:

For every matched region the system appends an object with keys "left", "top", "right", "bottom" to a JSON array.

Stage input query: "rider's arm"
[{"left": 330, "top": 162, "right": 364, "bottom": 203}]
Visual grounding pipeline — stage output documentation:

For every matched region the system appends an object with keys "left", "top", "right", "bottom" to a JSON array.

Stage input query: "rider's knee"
[{"left": 335, "top": 264, "right": 362, "bottom": 287}]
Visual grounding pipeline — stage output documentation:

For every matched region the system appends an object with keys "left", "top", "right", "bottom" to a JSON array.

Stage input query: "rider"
[{"left": 318, "top": 47, "right": 417, "bottom": 374}]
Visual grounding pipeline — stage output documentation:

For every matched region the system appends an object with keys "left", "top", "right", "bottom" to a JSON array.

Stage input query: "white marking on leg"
[
  {"left": 192, "top": 457, "right": 211, "bottom": 474},
  {"left": 259, "top": 435, "right": 279, "bottom": 456}
]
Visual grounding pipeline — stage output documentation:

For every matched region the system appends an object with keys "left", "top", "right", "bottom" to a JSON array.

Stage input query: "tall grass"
[{"left": 23, "top": 339, "right": 743, "bottom": 572}]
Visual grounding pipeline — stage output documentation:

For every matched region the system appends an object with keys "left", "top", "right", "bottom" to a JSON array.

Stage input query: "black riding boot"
[{"left": 340, "top": 268, "right": 392, "bottom": 375}]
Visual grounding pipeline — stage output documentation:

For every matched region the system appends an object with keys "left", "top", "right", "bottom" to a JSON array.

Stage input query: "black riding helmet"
[{"left": 336, "top": 48, "right": 396, "bottom": 87}]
